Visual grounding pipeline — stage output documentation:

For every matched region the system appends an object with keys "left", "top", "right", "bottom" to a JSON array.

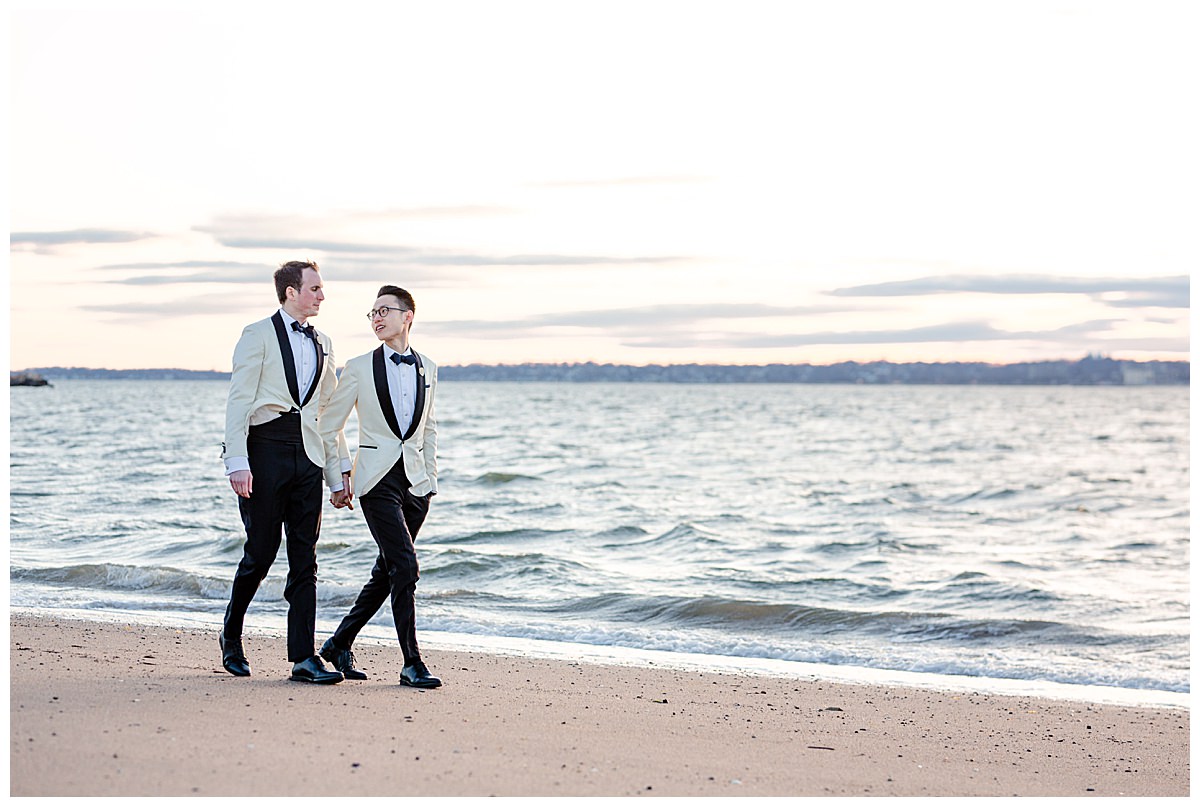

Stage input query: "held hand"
[
  {"left": 330, "top": 488, "right": 354, "bottom": 510},
  {"left": 230, "top": 470, "right": 253, "bottom": 498},
  {"left": 341, "top": 472, "right": 354, "bottom": 503}
]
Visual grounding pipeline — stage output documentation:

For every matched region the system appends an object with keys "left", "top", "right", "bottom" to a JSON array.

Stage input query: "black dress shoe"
[
  {"left": 290, "top": 655, "right": 344, "bottom": 685},
  {"left": 320, "top": 637, "right": 367, "bottom": 680},
  {"left": 219, "top": 632, "right": 251, "bottom": 677},
  {"left": 399, "top": 660, "right": 441, "bottom": 688}
]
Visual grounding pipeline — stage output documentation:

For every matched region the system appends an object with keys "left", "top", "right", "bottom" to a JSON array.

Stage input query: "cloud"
[
  {"left": 409, "top": 252, "right": 685, "bottom": 266},
  {"left": 80, "top": 293, "right": 263, "bottom": 318},
  {"left": 1041, "top": 319, "right": 1124, "bottom": 337},
  {"left": 203, "top": 236, "right": 422, "bottom": 255},
  {"left": 11, "top": 228, "right": 157, "bottom": 245},
  {"left": 201, "top": 232, "right": 685, "bottom": 267},
  {"left": 421, "top": 303, "right": 861, "bottom": 338},
  {"left": 97, "top": 260, "right": 271, "bottom": 286},
  {"left": 201, "top": 208, "right": 513, "bottom": 232},
  {"left": 619, "top": 320, "right": 1129, "bottom": 349},
  {"left": 98, "top": 260, "right": 269, "bottom": 271},
  {"left": 356, "top": 205, "right": 517, "bottom": 218},
  {"left": 100, "top": 256, "right": 455, "bottom": 288},
  {"left": 11, "top": 229, "right": 157, "bottom": 253},
  {"left": 418, "top": 313, "right": 1165, "bottom": 352},
  {"left": 829, "top": 274, "right": 1190, "bottom": 308},
  {"left": 115, "top": 272, "right": 264, "bottom": 285},
  {"left": 527, "top": 175, "right": 710, "bottom": 189},
  {"left": 97, "top": 260, "right": 274, "bottom": 286},
  {"left": 1101, "top": 291, "right": 1190, "bottom": 309},
  {"left": 190, "top": 213, "right": 691, "bottom": 269}
]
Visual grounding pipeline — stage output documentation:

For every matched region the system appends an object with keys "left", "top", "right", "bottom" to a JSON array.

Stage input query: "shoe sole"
[
  {"left": 289, "top": 674, "right": 343, "bottom": 684},
  {"left": 399, "top": 679, "right": 442, "bottom": 689}
]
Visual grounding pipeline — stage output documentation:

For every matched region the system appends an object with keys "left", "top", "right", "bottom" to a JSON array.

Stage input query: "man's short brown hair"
[{"left": 275, "top": 260, "right": 320, "bottom": 303}]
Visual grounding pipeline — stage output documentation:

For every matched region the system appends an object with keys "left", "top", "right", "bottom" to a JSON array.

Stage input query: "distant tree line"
[
  {"left": 441, "top": 355, "right": 1188, "bottom": 384},
  {"left": 20, "top": 355, "right": 1188, "bottom": 385},
  {"left": 18, "top": 367, "right": 232, "bottom": 381}
]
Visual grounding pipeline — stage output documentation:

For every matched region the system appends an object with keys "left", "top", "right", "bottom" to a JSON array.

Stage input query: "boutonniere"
[{"left": 418, "top": 366, "right": 426, "bottom": 377}]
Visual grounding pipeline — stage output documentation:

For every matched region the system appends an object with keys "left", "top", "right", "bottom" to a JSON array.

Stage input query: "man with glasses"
[
  {"left": 318, "top": 285, "right": 442, "bottom": 688},
  {"left": 219, "top": 260, "right": 351, "bottom": 685}
]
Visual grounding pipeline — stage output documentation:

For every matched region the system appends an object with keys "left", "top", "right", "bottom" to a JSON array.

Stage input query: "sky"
[{"left": 8, "top": 0, "right": 1194, "bottom": 371}]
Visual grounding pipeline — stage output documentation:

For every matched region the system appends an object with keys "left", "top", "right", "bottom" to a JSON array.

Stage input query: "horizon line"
[{"left": 12, "top": 354, "right": 1191, "bottom": 375}]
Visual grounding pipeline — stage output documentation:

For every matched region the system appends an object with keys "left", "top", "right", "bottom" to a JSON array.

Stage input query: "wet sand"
[{"left": 8, "top": 612, "right": 1189, "bottom": 796}]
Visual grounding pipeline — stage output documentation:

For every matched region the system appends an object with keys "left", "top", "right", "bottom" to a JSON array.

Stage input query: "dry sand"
[{"left": 8, "top": 612, "right": 1189, "bottom": 797}]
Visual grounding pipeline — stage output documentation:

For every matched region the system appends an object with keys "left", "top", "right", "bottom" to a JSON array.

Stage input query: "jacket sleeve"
[
  {"left": 223, "top": 325, "right": 265, "bottom": 465},
  {"left": 320, "top": 361, "right": 359, "bottom": 489},
  {"left": 316, "top": 338, "right": 351, "bottom": 488},
  {"left": 423, "top": 364, "right": 438, "bottom": 494}
]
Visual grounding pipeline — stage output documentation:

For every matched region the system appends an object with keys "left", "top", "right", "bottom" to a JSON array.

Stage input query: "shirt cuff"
[
  {"left": 341, "top": 459, "right": 353, "bottom": 474},
  {"left": 224, "top": 456, "right": 250, "bottom": 476}
]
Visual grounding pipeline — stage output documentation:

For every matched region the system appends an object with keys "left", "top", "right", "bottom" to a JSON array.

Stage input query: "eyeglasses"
[{"left": 366, "top": 306, "right": 409, "bottom": 320}]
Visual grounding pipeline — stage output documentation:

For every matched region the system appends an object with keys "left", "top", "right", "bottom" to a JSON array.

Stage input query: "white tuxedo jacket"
[
  {"left": 321, "top": 346, "right": 438, "bottom": 498},
  {"left": 222, "top": 312, "right": 348, "bottom": 488}
]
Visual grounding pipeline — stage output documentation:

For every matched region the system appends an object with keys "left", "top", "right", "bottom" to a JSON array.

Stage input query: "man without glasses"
[{"left": 219, "top": 260, "right": 351, "bottom": 684}]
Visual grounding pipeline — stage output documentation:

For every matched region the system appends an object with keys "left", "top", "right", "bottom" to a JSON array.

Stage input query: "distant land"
[{"left": 14, "top": 355, "right": 1189, "bottom": 385}]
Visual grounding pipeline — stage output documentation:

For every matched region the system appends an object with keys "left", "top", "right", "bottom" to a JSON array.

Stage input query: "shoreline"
[
  {"left": 9, "top": 612, "right": 1190, "bottom": 797},
  {"left": 10, "top": 604, "right": 1189, "bottom": 710}
]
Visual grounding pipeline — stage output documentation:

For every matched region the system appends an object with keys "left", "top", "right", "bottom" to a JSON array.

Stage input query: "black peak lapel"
[
  {"left": 403, "top": 351, "right": 427, "bottom": 441},
  {"left": 372, "top": 346, "right": 405, "bottom": 440},
  {"left": 271, "top": 312, "right": 301, "bottom": 406}
]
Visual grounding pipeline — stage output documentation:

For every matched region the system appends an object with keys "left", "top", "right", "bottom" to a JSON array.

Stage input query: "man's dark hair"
[
  {"left": 275, "top": 260, "right": 320, "bottom": 303},
  {"left": 377, "top": 285, "right": 415, "bottom": 315}
]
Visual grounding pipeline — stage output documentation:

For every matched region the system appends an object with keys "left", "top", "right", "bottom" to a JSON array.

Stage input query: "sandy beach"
[{"left": 8, "top": 612, "right": 1189, "bottom": 797}]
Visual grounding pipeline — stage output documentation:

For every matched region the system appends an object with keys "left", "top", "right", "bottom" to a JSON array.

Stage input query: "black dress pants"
[
  {"left": 224, "top": 436, "right": 323, "bottom": 662},
  {"left": 331, "top": 460, "right": 431, "bottom": 665}
]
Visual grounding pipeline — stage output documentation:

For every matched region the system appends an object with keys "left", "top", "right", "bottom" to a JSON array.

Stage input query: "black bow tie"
[
  {"left": 291, "top": 321, "right": 316, "bottom": 339},
  {"left": 390, "top": 352, "right": 417, "bottom": 366}
]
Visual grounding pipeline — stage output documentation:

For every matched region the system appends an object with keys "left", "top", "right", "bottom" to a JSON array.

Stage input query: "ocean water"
[{"left": 8, "top": 380, "right": 1190, "bottom": 704}]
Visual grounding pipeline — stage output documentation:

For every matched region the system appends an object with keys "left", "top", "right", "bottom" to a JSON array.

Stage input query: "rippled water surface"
[{"left": 9, "top": 381, "right": 1190, "bottom": 694}]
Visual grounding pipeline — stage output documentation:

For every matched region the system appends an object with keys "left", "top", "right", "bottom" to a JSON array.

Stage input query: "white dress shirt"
[
  {"left": 279, "top": 309, "right": 318, "bottom": 401},
  {"left": 384, "top": 346, "right": 418, "bottom": 434}
]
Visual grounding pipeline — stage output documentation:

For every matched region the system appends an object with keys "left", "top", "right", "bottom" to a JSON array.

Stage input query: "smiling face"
[
  {"left": 284, "top": 267, "right": 325, "bottom": 320},
  {"left": 370, "top": 294, "right": 412, "bottom": 342}
]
